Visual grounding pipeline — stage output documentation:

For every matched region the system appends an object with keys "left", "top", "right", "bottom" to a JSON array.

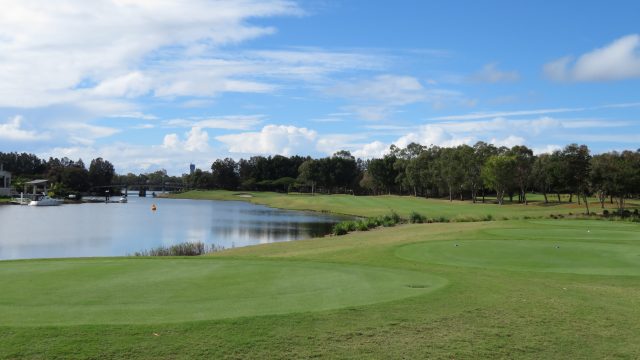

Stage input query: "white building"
[{"left": 0, "top": 164, "right": 11, "bottom": 196}]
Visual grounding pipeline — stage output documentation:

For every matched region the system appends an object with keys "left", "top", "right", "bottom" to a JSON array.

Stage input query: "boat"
[
  {"left": 28, "top": 194, "right": 63, "bottom": 206},
  {"left": 118, "top": 196, "right": 128, "bottom": 203}
]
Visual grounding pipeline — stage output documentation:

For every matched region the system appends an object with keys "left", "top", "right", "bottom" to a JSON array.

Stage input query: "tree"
[
  {"left": 88, "top": 158, "right": 115, "bottom": 189},
  {"left": 367, "top": 154, "right": 398, "bottom": 195},
  {"left": 481, "top": 155, "right": 517, "bottom": 205},
  {"left": 562, "top": 144, "right": 591, "bottom": 213},
  {"left": 531, "top": 154, "right": 553, "bottom": 203},
  {"left": 509, "top": 145, "right": 534, "bottom": 204},
  {"left": 298, "top": 159, "right": 321, "bottom": 195},
  {"left": 211, "top": 158, "right": 239, "bottom": 190},
  {"left": 436, "top": 147, "right": 465, "bottom": 201}
]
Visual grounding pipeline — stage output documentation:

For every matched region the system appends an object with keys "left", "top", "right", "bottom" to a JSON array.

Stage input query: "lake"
[{"left": 0, "top": 197, "right": 343, "bottom": 260}]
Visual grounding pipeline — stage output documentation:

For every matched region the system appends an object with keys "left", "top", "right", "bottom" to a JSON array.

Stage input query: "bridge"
[{"left": 90, "top": 183, "right": 185, "bottom": 197}]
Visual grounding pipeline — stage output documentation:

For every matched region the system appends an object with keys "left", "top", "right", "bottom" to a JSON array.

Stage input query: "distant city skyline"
[{"left": 0, "top": 0, "right": 639, "bottom": 174}]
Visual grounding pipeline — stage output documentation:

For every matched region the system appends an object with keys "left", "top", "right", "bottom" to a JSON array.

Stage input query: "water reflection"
[{"left": 0, "top": 197, "right": 343, "bottom": 260}]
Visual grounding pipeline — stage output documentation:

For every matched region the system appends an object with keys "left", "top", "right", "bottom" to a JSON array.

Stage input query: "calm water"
[{"left": 0, "top": 197, "right": 343, "bottom": 260}]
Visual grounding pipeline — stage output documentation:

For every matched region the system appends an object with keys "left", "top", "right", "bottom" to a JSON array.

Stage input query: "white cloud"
[
  {"left": 471, "top": 63, "right": 520, "bottom": 83},
  {"left": 315, "top": 134, "right": 368, "bottom": 155},
  {"left": 331, "top": 75, "right": 426, "bottom": 106},
  {"left": 184, "top": 127, "right": 210, "bottom": 152},
  {"left": 163, "top": 134, "right": 181, "bottom": 149},
  {"left": 432, "top": 102, "right": 640, "bottom": 121},
  {"left": 0, "top": 0, "right": 301, "bottom": 108},
  {"left": 163, "top": 127, "right": 210, "bottom": 152},
  {"left": 0, "top": 116, "right": 49, "bottom": 141},
  {"left": 432, "top": 107, "right": 582, "bottom": 121},
  {"left": 164, "top": 115, "right": 264, "bottom": 130},
  {"left": 352, "top": 141, "right": 389, "bottom": 158},
  {"left": 329, "top": 75, "right": 466, "bottom": 120},
  {"left": 216, "top": 124, "right": 317, "bottom": 155},
  {"left": 395, "top": 124, "right": 474, "bottom": 149},
  {"left": 544, "top": 34, "right": 640, "bottom": 81},
  {"left": 489, "top": 135, "right": 525, "bottom": 148},
  {"left": 533, "top": 144, "right": 562, "bottom": 155},
  {"left": 109, "top": 112, "right": 158, "bottom": 120}
]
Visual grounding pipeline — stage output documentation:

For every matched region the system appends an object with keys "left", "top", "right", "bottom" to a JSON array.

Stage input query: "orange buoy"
[{"left": 151, "top": 204, "right": 157, "bottom": 211}]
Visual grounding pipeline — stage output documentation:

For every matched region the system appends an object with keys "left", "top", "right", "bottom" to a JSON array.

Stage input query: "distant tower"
[{"left": 189, "top": 163, "right": 195, "bottom": 175}]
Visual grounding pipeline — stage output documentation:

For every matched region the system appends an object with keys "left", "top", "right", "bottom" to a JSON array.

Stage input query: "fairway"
[
  {"left": 397, "top": 220, "right": 640, "bottom": 275},
  {"left": 3, "top": 219, "right": 640, "bottom": 359},
  {"left": 0, "top": 258, "right": 445, "bottom": 326}
]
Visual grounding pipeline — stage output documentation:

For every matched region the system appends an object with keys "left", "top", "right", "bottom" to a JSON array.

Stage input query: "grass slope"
[
  {"left": 167, "top": 190, "right": 637, "bottom": 219},
  {"left": 2, "top": 219, "right": 640, "bottom": 359}
]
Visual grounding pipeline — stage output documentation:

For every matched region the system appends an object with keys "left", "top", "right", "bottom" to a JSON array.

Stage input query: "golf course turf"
[{"left": 2, "top": 194, "right": 640, "bottom": 359}]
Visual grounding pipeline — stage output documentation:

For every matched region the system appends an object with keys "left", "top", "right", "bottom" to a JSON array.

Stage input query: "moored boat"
[{"left": 28, "top": 194, "right": 63, "bottom": 206}]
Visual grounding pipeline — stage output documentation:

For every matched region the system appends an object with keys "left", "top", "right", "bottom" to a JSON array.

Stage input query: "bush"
[
  {"left": 381, "top": 218, "right": 396, "bottom": 227},
  {"left": 355, "top": 221, "right": 369, "bottom": 231},
  {"left": 332, "top": 222, "right": 349, "bottom": 236},
  {"left": 365, "top": 217, "right": 380, "bottom": 229},
  {"left": 483, "top": 214, "right": 494, "bottom": 221},
  {"left": 603, "top": 209, "right": 609, "bottom": 216},
  {"left": 390, "top": 211, "right": 401, "bottom": 224},
  {"left": 409, "top": 211, "right": 426, "bottom": 224}
]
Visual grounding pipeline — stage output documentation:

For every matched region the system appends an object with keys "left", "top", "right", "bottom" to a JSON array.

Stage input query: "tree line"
[
  {"left": 0, "top": 152, "right": 180, "bottom": 196},
  {"left": 187, "top": 142, "right": 639, "bottom": 213},
  {"left": 2, "top": 142, "right": 639, "bottom": 213}
]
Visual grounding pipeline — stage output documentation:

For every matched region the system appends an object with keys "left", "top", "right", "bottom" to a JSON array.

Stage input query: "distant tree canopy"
[{"left": 2, "top": 142, "right": 639, "bottom": 214}]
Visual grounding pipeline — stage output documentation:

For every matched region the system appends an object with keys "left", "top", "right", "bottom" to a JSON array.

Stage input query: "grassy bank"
[
  {"left": 166, "top": 189, "right": 638, "bottom": 220},
  {"left": 2, "top": 219, "right": 640, "bottom": 358}
]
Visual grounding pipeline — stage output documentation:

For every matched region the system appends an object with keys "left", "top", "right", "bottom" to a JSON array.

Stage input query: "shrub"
[
  {"left": 390, "top": 211, "right": 401, "bottom": 224},
  {"left": 332, "top": 222, "right": 349, "bottom": 236},
  {"left": 355, "top": 221, "right": 369, "bottom": 231},
  {"left": 365, "top": 217, "right": 380, "bottom": 229},
  {"left": 483, "top": 214, "right": 494, "bottom": 221},
  {"left": 409, "top": 211, "right": 426, "bottom": 224},
  {"left": 381, "top": 218, "right": 396, "bottom": 227}
]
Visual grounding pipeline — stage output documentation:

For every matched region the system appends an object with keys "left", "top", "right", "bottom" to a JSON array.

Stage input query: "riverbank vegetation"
[{"left": 132, "top": 242, "right": 223, "bottom": 256}]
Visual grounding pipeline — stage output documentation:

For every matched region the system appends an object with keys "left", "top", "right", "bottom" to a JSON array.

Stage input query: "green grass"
[
  {"left": 2, "top": 218, "right": 640, "bottom": 358},
  {"left": 0, "top": 258, "right": 444, "bottom": 326},
  {"left": 167, "top": 189, "right": 638, "bottom": 219}
]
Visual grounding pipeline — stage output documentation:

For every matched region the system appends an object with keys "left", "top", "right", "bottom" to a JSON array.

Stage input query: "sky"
[{"left": 0, "top": 0, "right": 639, "bottom": 175}]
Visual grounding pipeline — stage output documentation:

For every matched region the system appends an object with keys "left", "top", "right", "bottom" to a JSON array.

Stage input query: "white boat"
[{"left": 28, "top": 194, "right": 63, "bottom": 206}]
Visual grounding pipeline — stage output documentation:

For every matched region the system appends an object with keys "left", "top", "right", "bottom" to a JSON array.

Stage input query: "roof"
[{"left": 25, "top": 179, "right": 48, "bottom": 185}]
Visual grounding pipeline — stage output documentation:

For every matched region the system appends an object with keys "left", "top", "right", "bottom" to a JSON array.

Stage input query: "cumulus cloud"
[
  {"left": 395, "top": 124, "right": 474, "bottom": 149},
  {"left": 544, "top": 34, "right": 640, "bottom": 82},
  {"left": 216, "top": 124, "right": 317, "bottom": 155},
  {"left": 163, "top": 127, "right": 210, "bottom": 152},
  {"left": 0, "top": 116, "right": 49, "bottom": 141},
  {"left": 352, "top": 141, "right": 389, "bottom": 158},
  {"left": 470, "top": 63, "right": 520, "bottom": 83}
]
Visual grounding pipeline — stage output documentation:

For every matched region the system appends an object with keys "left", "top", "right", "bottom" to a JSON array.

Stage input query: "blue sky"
[{"left": 0, "top": 0, "right": 639, "bottom": 174}]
